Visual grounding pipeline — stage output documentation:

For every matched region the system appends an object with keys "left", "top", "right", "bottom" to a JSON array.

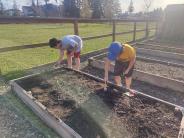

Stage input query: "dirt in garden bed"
[
  {"left": 146, "top": 40, "right": 184, "bottom": 49},
  {"left": 135, "top": 60, "right": 184, "bottom": 82},
  {"left": 82, "top": 65, "right": 184, "bottom": 107},
  {"left": 94, "top": 56, "right": 184, "bottom": 82},
  {"left": 18, "top": 69, "right": 181, "bottom": 138}
]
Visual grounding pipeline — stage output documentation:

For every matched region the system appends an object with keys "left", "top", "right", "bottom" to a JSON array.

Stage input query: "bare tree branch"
[{"left": 144, "top": 0, "right": 154, "bottom": 12}]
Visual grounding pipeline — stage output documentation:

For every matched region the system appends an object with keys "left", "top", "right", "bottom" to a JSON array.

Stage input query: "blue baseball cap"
[{"left": 108, "top": 42, "right": 123, "bottom": 61}]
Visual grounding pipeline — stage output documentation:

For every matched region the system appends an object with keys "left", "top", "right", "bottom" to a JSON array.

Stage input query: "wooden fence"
[{"left": 0, "top": 17, "right": 158, "bottom": 53}]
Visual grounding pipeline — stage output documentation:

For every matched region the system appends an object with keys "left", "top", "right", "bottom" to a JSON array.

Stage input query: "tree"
[
  {"left": 12, "top": 0, "right": 19, "bottom": 16},
  {"left": 103, "top": 0, "right": 113, "bottom": 18},
  {"left": 80, "top": 0, "right": 92, "bottom": 18},
  {"left": 112, "top": 0, "right": 122, "bottom": 17},
  {"left": 144, "top": 0, "right": 154, "bottom": 12},
  {"left": 44, "top": 0, "right": 49, "bottom": 5},
  {"left": 55, "top": 0, "right": 64, "bottom": 17},
  {"left": 30, "top": 0, "right": 43, "bottom": 17},
  {"left": 63, "top": 0, "right": 80, "bottom": 17},
  {"left": 0, "top": 0, "right": 4, "bottom": 16},
  {"left": 128, "top": 0, "right": 134, "bottom": 13},
  {"left": 103, "top": 0, "right": 122, "bottom": 19},
  {"left": 90, "top": 0, "right": 103, "bottom": 18}
]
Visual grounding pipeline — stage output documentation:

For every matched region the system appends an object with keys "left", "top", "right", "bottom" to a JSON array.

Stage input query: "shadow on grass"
[{"left": 2, "top": 70, "right": 27, "bottom": 82}]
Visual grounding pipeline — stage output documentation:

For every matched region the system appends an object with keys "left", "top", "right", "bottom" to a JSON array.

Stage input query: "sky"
[{"left": 2, "top": 0, "right": 184, "bottom": 12}]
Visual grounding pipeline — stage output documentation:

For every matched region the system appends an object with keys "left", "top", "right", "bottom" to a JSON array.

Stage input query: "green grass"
[{"left": 0, "top": 23, "right": 156, "bottom": 80}]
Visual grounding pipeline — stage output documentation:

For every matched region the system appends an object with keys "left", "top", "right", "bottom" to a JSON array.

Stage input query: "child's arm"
[
  {"left": 104, "top": 58, "right": 110, "bottom": 82},
  {"left": 125, "top": 55, "right": 136, "bottom": 75},
  {"left": 57, "top": 49, "right": 64, "bottom": 65}
]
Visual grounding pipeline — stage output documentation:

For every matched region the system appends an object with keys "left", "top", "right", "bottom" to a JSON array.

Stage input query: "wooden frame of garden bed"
[
  {"left": 64, "top": 67, "right": 184, "bottom": 138},
  {"left": 136, "top": 42, "right": 184, "bottom": 54},
  {"left": 88, "top": 53, "right": 184, "bottom": 93},
  {"left": 136, "top": 47, "right": 184, "bottom": 64},
  {"left": 91, "top": 52, "right": 184, "bottom": 68},
  {"left": 10, "top": 74, "right": 82, "bottom": 138},
  {"left": 10, "top": 67, "right": 184, "bottom": 137}
]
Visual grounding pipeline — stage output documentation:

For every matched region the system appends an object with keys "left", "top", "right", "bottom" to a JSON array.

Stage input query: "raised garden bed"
[
  {"left": 90, "top": 53, "right": 184, "bottom": 82},
  {"left": 145, "top": 39, "right": 184, "bottom": 49},
  {"left": 136, "top": 42, "right": 184, "bottom": 54},
  {"left": 135, "top": 60, "right": 184, "bottom": 82},
  {"left": 82, "top": 64, "right": 184, "bottom": 107},
  {"left": 136, "top": 48, "right": 184, "bottom": 65},
  {"left": 11, "top": 68, "right": 183, "bottom": 138},
  {"left": 88, "top": 53, "right": 184, "bottom": 93}
]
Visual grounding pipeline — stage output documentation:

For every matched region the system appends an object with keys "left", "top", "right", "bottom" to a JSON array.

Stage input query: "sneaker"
[{"left": 124, "top": 89, "right": 135, "bottom": 97}]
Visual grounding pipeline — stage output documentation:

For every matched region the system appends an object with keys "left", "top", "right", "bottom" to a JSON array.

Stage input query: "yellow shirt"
[{"left": 118, "top": 44, "right": 136, "bottom": 62}]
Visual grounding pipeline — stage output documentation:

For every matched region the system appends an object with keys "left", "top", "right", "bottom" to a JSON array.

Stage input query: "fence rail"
[
  {"left": 0, "top": 17, "right": 158, "bottom": 24},
  {"left": 0, "top": 17, "right": 158, "bottom": 53}
]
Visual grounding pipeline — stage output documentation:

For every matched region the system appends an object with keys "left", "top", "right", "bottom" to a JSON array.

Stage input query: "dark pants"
[{"left": 114, "top": 60, "right": 134, "bottom": 77}]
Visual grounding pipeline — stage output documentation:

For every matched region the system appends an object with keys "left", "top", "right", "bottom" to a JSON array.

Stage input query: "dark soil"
[
  {"left": 95, "top": 56, "right": 184, "bottom": 82},
  {"left": 18, "top": 69, "right": 181, "bottom": 138},
  {"left": 81, "top": 65, "right": 184, "bottom": 107}
]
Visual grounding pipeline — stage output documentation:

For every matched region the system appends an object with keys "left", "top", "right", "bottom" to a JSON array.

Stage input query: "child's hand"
[{"left": 124, "top": 69, "right": 129, "bottom": 75}]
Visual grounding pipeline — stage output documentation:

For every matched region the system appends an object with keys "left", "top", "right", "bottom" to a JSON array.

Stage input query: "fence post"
[
  {"left": 74, "top": 20, "right": 79, "bottom": 35},
  {"left": 112, "top": 20, "right": 116, "bottom": 42},
  {"left": 145, "top": 21, "right": 149, "bottom": 38},
  {"left": 155, "top": 21, "right": 159, "bottom": 37},
  {"left": 133, "top": 22, "right": 137, "bottom": 41}
]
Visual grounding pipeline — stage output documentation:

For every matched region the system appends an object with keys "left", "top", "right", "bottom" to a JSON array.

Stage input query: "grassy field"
[{"left": 0, "top": 23, "right": 155, "bottom": 80}]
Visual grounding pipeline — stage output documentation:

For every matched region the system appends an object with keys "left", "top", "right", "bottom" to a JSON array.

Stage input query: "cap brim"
[{"left": 108, "top": 52, "right": 117, "bottom": 61}]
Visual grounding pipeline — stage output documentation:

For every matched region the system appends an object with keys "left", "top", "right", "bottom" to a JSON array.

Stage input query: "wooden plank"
[
  {"left": 155, "top": 22, "right": 159, "bottom": 36},
  {"left": 115, "top": 30, "right": 134, "bottom": 36},
  {"left": 136, "top": 42, "right": 184, "bottom": 54},
  {"left": 112, "top": 20, "right": 116, "bottom": 42},
  {"left": 137, "top": 56, "right": 184, "bottom": 68},
  {"left": 0, "top": 17, "right": 159, "bottom": 24},
  {"left": 145, "top": 21, "right": 149, "bottom": 38},
  {"left": 137, "top": 47, "right": 184, "bottom": 63},
  {"left": 0, "top": 36, "right": 153, "bottom": 53},
  {"left": 74, "top": 20, "right": 79, "bottom": 35},
  {"left": 0, "top": 43, "right": 48, "bottom": 53},
  {"left": 82, "top": 33, "right": 113, "bottom": 40},
  {"left": 10, "top": 81, "right": 82, "bottom": 138},
  {"left": 133, "top": 22, "right": 137, "bottom": 41}
]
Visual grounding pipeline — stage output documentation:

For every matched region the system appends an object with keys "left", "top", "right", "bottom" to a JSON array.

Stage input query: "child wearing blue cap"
[
  {"left": 104, "top": 42, "right": 136, "bottom": 96},
  {"left": 49, "top": 35, "right": 83, "bottom": 70}
]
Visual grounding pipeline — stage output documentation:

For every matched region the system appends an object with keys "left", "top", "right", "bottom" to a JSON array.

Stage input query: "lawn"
[{"left": 0, "top": 23, "right": 156, "bottom": 80}]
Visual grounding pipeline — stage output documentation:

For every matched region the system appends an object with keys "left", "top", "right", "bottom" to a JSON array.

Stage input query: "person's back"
[
  {"left": 61, "top": 35, "right": 82, "bottom": 52},
  {"left": 118, "top": 44, "right": 136, "bottom": 62}
]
